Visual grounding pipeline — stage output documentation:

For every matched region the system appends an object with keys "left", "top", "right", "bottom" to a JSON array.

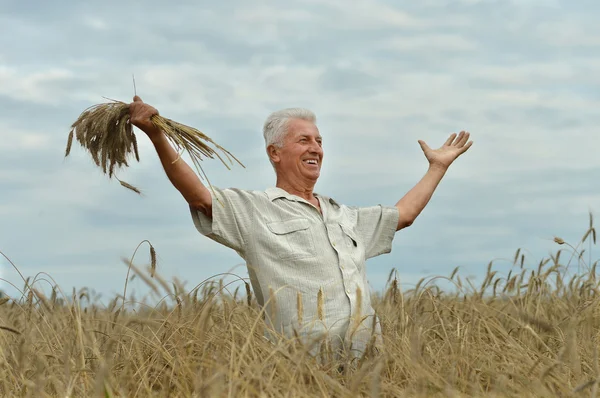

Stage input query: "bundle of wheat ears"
[{"left": 65, "top": 100, "right": 244, "bottom": 194}]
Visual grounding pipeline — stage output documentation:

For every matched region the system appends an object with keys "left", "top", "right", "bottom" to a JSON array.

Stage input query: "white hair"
[
  {"left": 262, "top": 108, "right": 317, "bottom": 169},
  {"left": 263, "top": 108, "right": 316, "bottom": 148}
]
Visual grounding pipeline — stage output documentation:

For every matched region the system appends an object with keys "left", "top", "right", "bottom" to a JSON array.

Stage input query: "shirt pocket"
[
  {"left": 340, "top": 223, "right": 365, "bottom": 268},
  {"left": 267, "top": 218, "right": 317, "bottom": 260}
]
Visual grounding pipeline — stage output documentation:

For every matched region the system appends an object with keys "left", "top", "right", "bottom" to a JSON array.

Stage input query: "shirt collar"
[
  {"left": 265, "top": 187, "right": 340, "bottom": 207},
  {"left": 265, "top": 187, "right": 295, "bottom": 201}
]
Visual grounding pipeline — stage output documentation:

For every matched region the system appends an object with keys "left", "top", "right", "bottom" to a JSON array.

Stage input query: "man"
[{"left": 129, "top": 96, "right": 472, "bottom": 356}]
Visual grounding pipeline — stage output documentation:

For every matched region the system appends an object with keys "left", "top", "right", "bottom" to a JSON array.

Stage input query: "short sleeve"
[
  {"left": 189, "top": 187, "right": 255, "bottom": 255},
  {"left": 355, "top": 205, "right": 399, "bottom": 259}
]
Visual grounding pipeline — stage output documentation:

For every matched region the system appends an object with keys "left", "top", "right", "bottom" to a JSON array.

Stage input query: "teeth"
[{"left": 305, "top": 160, "right": 317, "bottom": 164}]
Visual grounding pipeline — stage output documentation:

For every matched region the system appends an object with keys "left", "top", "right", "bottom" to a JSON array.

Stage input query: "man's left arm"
[{"left": 395, "top": 131, "right": 473, "bottom": 231}]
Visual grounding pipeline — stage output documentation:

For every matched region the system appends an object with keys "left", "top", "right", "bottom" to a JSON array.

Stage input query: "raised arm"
[
  {"left": 395, "top": 131, "right": 472, "bottom": 230},
  {"left": 129, "top": 96, "right": 213, "bottom": 218}
]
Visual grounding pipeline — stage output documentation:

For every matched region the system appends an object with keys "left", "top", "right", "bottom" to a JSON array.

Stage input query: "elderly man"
[{"left": 129, "top": 96, "right": 472, "bottom": 356}]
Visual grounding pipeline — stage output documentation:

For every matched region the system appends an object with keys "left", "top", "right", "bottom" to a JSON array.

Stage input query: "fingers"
[
  {"left": 444, "top": 133, "right": 457, "bottom": 146},
  {"left": 449, "top": 131, "right": 470, "bottom": 147},
  {"left": 456, "top": 131, "right": 470, "bottom": 147},
  {"left": 459, "top": 140, "right": 473, "bottom": 154},
  {"left": 453, "top": 131, "right": 464, "bottom": 146},
  {"left": 133, "top": 95, "right": 143, "bottom": 103}
]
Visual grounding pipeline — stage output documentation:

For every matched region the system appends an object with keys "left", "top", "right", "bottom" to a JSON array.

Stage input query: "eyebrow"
[{"left": 299, "top": 135, "right": 322, "bottom": 140}]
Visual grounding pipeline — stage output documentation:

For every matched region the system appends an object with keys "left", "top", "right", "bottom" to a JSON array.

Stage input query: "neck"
[{"left": 276, "top": 178, "right": 317, "bottom": 201}]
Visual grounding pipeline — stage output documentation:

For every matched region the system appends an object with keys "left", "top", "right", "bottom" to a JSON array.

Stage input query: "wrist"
[
  {"left": 148, "top": 128, "right": 165, "bottom": 144},
  {"left": 428, "top": 163, "right": 448, "bottom": 174}
]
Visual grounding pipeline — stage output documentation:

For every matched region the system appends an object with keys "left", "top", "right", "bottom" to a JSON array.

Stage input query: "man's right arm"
[
  {"left": 150, "top": 132, "right": 213, "bottom": 218},
  {"left": 129, "top": 96, "right": 213, "bottom": 218}
]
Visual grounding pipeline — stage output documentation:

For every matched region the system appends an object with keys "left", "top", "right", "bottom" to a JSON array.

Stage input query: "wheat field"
[{"left": 0, "top": 220, "right": 598, "bottom": 397}]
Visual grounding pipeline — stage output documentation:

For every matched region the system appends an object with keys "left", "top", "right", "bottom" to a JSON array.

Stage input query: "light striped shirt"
[{"left": 190, "top": 186, "right": 399, "bottom": 354}]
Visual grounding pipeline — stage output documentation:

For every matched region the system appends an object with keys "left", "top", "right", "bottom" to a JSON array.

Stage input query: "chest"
[{"left": 245, "top": 198, "right": 365, "bottom": 268}]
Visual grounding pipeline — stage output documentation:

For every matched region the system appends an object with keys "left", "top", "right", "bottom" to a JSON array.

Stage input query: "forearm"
[
  {"left": 395, "top": 165, "right": 447, "bottom": 230},
  {"left": 150, "top": 131, "right": 212, "bottom": 214}
]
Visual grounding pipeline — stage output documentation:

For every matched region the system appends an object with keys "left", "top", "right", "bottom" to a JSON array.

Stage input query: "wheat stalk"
[
  {"left": 269, "top": 287, "right": 278, "bottom": 325},
  {"left": 150, "top": 244, "right": 157, "bottom": 278},
  {"left": 65, "top": 100, "right": 244, "bottom": 195},
  {"left": 297, "top": 292, "right": 303, "bottom": 325},
  {"left": 245, "top": 282, "right": 252, "bottom": 306},
  {"left": 317, "top": 288, "right": 324, "bottom": 321}
]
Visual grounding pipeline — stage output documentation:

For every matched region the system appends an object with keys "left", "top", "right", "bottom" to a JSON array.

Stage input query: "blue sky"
[{"left": 1, "top": 0, "right": 599, "bottom": 302}]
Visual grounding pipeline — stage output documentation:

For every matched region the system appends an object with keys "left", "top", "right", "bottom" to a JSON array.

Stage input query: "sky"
[{"left": 1, "top": 0, "right": 599, "bottom": 303}]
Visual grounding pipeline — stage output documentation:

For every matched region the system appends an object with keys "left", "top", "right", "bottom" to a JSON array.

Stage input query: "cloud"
[
  {"left": 0, "top": 67, "right": 79, "bottom": 105},
  {"left": 380, "top": 34, "right": 478, "bottom": 52}
]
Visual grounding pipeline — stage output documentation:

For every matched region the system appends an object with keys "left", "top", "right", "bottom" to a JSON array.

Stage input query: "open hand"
[{"left": 418, "top": 131, "right": 473, "bottom": 170}]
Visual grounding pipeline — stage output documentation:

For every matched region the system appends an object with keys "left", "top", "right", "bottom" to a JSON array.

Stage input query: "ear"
[{"left": 267, "top": 144, "right": 281, "bottom": 164}]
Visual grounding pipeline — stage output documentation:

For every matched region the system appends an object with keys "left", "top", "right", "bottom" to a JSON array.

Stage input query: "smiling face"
[{"left": 269, "top": 118, "right": 324, "bottom": 186}]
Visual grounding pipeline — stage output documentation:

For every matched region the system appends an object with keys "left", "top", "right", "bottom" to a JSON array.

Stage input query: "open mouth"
[{"left": 303, "top": 159, "right": 319, "bottom": 166}]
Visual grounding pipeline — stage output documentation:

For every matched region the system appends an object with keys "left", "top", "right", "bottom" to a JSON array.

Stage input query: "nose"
[{"left": 309, "top": 140, "right": 323, "bottom": 156}]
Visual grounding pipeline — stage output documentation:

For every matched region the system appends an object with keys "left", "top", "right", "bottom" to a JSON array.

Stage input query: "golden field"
[{"left": 0, "top": 221, "right": 598, "bottom": 397}]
